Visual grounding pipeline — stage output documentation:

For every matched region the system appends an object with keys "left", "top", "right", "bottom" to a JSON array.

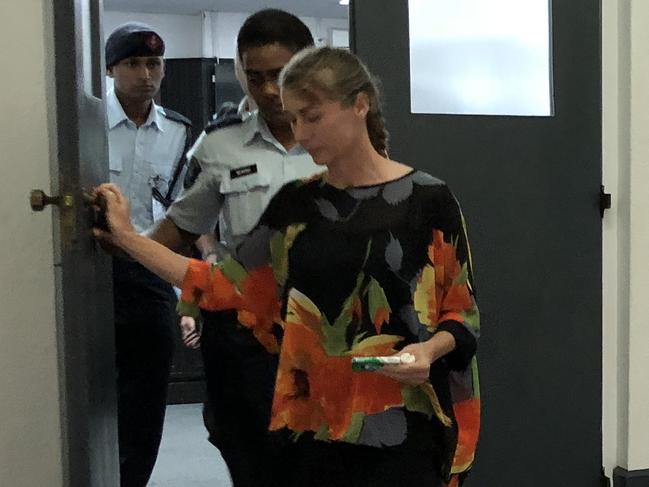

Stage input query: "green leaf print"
[
  {"left": 367, "top": 277, "right": 392, "bottom": 333},
  {"left": 314, "top": 424, "right": 331, "bottom": 442},
  {"left": 176, "top": 300, "right": 200, "bottom": 319},
  {"left": 270, "top": 223, "right": 307, "bottom": 286},
  {"left": 218, "top": 256, "right": 247, "bottom": 291},
  {"left": 324, "top": 272, "right": 365, "bottom": 356},
  {"left": 402, "top": 384, "right": 435, "bottom": 419},
  {"left": 402, "top": 384, "right": 452, "bottom": 427},
  {"left": 341, "top": 412, "right": 365, "bottom": 443},
  {"left": 453, "top": 263, "right": 469, "bottom": 285},
  {"left": 461, "top": 306, "right": 480, "bottom": 333}
]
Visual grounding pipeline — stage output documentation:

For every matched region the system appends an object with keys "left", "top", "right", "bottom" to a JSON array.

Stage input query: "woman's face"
[{"left": 281, "top": 87, "right": 368, "bottom": 166}]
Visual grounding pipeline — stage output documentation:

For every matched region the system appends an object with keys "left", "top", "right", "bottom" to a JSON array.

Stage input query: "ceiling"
[{"left": 103, "top": 0, "right": 349, "bottom": 20}]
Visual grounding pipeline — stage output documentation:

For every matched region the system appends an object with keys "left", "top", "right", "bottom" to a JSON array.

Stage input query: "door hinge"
[{"left": 600, "top": 185, "right": 612, "bottom": 218}]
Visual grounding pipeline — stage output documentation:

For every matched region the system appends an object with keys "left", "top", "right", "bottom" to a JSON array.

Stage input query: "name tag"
[{"left": 230, "top": 164, "right": 258, "bottom": 179}]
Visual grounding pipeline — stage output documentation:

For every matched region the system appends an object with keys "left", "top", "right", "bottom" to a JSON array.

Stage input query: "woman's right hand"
[{"left": 92, "top": 183, "right": 136, "bottom": 246}]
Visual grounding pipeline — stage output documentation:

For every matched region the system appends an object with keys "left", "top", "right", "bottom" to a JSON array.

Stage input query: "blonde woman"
[{"left": 95, "top": 47, "right": 480, "bottom": 487}]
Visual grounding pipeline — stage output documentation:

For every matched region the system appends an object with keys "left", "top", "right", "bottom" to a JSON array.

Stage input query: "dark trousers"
[
  {"left": 274, "top": 438, "right": 445, "bottom": 487},
  {"left": 113, "top": 258, "right": 176, "bottom": 487},
  {"left": 200, "top": 310, "right": 279, "bottom": 487}
]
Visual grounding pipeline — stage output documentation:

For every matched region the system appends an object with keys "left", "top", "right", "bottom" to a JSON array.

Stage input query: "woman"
[{"left": 94, "top": 47, "right": 480, "bottom": 487}]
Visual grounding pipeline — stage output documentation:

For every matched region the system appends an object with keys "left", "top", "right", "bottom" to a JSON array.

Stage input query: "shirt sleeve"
[
  {"left": 166, "top": 132, "right": 225, "bottom": 235},
  {"left": 166, "top": 164, "right": 224, "bottom": 235},
  {"left": 426, "top": 185, "right": 479, "bottom": 371}
]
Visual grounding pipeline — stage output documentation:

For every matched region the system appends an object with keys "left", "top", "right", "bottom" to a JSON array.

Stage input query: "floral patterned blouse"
[{"left": 178, "top": 170, "right": 480, "bottom": 482}]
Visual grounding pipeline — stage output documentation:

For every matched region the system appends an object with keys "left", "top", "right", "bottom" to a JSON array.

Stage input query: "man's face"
[
  {"left": 242, "top": 43, "right": 295, "bottom": 126},
  {"left": 107, "top": 56, "right": 165, "bottom": 103}
]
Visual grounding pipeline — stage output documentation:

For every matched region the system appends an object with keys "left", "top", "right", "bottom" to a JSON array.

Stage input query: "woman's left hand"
[{"left": 377, "top": 331, "right": 456, "bottom": 386}]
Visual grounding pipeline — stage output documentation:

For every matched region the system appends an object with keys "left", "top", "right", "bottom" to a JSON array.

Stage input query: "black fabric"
[
  {"left": 273, "top": 437, "right": 444, "bottom": 487},
  {"left": 205, "top": 110, "right": 243, "bottom": 134},
  {"left": 105, "top": 22, "right": 165, "bottom": 68},
  {"left": 183, "top": 156, "right": 202, "bottom": 190},
  {"left": 113, "top": 257, "right": 176, "bottom": 487},
  {"left": 161, "top": 107, "right": 192, "bottom": 127},
  {"left": 158, "top": 122, "right": 192, "bottom": 206},
  {"left": 437, "top": 321, "right": 478, "bottom": 370},
  {"left": 200, "top": 310, "right": 278, "bottom": 487}
]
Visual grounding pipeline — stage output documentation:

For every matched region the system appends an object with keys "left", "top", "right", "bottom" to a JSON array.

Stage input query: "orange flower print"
[
  {"left": 271, "top": 292, "right": 406, "bottom": 440},
  {"left": 451, "top": 397, "right": 481, "bottom": 474}
]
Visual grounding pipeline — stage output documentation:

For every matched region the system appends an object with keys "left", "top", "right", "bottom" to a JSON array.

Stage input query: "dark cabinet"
[{"left": 160, "top": 57, "right": 245, "bottom": 142}]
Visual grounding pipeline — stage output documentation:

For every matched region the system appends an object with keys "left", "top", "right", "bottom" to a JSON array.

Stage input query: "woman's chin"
[{"left": 309, "top": 151, "right": 329, "bottom": 166}]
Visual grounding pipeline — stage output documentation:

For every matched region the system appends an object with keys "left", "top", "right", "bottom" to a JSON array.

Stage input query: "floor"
[{"left": 148, "top": 403, "right": 232, "bottom": 487}]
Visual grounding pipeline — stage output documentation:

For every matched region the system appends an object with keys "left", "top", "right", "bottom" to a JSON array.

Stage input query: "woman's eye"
[{"left": 306, "top": 113, "right": 321, "bottom": 123}]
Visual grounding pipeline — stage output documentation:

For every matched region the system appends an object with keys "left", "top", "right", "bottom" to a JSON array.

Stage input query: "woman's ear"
[{"left": 354, "top": 92, "right": 371, "bottom": 118}]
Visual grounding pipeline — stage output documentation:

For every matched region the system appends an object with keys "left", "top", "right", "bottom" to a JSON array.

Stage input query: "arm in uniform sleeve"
[
  {"left": 165, "top": 108, "right": 244, "bottom": 236},
  {"left": 165, "top": 129, "right": 225, "bottom": 236}
]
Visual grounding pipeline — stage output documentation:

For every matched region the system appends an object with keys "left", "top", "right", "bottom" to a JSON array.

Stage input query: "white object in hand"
[{"left": 400, "top": 352, "right": 416, "bottom": 364}]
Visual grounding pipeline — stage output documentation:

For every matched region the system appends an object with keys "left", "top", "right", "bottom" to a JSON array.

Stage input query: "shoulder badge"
[
  {"left": 205, "top": 102, "right": 243, "bottom": 134},
  {"left": 162, "top": 108, "right": 192, "bottom": 127}
]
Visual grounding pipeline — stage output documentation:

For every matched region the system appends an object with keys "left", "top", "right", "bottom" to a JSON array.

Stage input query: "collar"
[
  {"left": 106, "top": 89, "right": 163, "bottom": 132},
  {"left": 241, "top": 111, "right": 265, "bottom": 146},
  {"left": 242, "top": 111, "right": 305, "bottom": 155}
]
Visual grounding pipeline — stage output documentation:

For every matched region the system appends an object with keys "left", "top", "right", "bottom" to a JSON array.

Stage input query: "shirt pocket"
[
  {"left": 109, "top": 156, "right": 122, "bottom": 172},
  {"left": 108, "top": 156, "right": 124, "bottom": 187},
  {"left": 220, "top": 171, "right": 272, "bottom": 236},
  {"left": 134, "top": 160, "right": 172, "bottom": 195}
]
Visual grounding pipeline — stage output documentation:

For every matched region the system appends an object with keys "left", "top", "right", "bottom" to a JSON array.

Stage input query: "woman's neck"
[{"left": 325, "top": 135, "right": 408, "bottom": 188}]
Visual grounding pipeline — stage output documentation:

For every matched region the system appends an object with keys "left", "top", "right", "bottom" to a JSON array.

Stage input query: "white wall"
[
  {"left": 602, "top": 0, "right": 649, "bottom": 476},
  {"left": 103, "top": 11, "right": 204, "bottom": 58},
  {"left": 0, "top": 1, "right": 63, "bottom": 486},
  {"left": 103, "top": 10, "right": 349, "bottom": 59},
  {"left": 624, "top": 0, "right": 649, "bottom": 470}
]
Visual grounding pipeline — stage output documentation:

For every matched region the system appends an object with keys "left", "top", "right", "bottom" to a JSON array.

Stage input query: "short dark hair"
[{"left": 237, "top": 9, "right": 314, "bottom": 58}]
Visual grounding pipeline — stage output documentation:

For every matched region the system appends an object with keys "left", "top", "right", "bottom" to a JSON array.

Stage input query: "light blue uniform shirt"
[
  {"left": 107, "top": 89, "right": 188, "bottom": 232},
  {"left": 168, "top": 111, "right": 323, "bottom": 248}
]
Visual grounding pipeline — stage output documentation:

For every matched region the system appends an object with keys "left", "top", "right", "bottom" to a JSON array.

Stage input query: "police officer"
[
  {"left": 148, "top": 9, "right": 321, "bottom": 487},
  {"left": 105, "top": 22, "right": 192, "bottom": 487}
]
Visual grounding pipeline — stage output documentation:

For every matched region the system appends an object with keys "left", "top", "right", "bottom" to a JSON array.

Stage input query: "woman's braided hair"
[{"left": 279, "top": 46, "right": 389, "bottom": 156}]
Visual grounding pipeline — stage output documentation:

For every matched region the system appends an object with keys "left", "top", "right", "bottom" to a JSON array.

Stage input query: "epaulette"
[
  {"left": 183, "top": 157, "right": 202, "bottom": 189},
  {"left": 205, "top": 104, "right": 243, "bottom": 134},
  {"left": 162, "top": 107, "right": 192, "bottom": 127}
]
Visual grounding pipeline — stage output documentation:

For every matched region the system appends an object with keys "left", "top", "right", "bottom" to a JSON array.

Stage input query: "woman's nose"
[{"left": 292, "top": 120, "right": 309, "bottom": 143}]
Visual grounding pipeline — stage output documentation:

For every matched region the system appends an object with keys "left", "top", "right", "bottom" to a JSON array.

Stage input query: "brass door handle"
[{"left": 30, "top": 189, "right": 73, "bottom": 211}]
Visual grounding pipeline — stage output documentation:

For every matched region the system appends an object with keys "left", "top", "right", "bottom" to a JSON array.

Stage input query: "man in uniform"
[
  {"left": 147, "top": 9, "right": 322, "bottom": 486},
  {"left": 105, "top": 22, "right": 192, "bottom": 487}
]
